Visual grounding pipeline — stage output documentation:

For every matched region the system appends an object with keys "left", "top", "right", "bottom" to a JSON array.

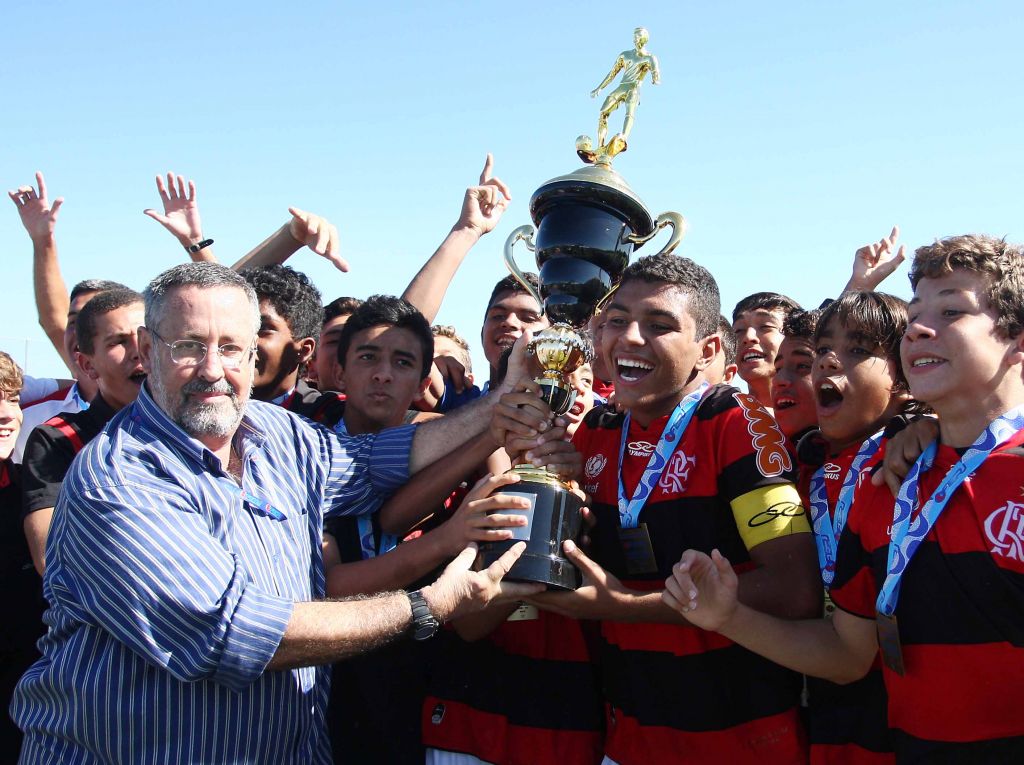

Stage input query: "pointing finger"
[{"left": 479, "top": 153, "right": 494, "bottom": 184}]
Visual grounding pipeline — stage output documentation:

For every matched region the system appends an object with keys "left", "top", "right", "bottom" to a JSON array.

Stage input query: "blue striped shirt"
[{"left": 11, "top": 384, "right": 414, "bottom": 764}]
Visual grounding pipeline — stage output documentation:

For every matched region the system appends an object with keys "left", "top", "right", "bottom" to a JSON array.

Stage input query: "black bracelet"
[{"left": 187, "top": 238, "right": 214, "bottom": 254}]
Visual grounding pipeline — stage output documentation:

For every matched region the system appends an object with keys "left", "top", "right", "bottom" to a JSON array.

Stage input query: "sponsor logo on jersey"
[
  {"left": 985, "top": 500, "right": 1024, "bottom": 561},
  {"left": 823, "top": 462, "right": 842, "bottom": 480},
  {"left": 733, "top": 392, "right": 793, "bottom": 477},
  {"left": 658, "top": 450, "right": 697, "bottom": 493},
  {"left": 627, "top": 440, "right": 655, "bottom": 458},
  {"left": 585, "top": 454, "right": 607, "bottom": 478}
]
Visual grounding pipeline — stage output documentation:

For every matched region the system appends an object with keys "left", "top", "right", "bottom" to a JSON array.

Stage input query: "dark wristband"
[{"left": 187, "top": 238, "right": 214, "bottom": 253}]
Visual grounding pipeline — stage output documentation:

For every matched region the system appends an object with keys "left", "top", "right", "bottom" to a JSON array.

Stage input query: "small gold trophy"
[{"left": 480, "top": 28, "right": 686, "bottom": 590}]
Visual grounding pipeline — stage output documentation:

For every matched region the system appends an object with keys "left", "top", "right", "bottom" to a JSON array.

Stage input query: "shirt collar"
[
  {"left": 269, "top": 387, "right": 296, "bottom": 407},
  {"left": 69, "top": 382, "right": 90, "bottom": 411},
  {"left": 86, "top": 392, "right": 120, "bottom": 424}
]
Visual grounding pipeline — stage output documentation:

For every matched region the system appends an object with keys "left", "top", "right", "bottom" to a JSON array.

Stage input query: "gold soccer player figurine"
[{"left": 577, "top": 27, "right": 661, "bottom": 166}]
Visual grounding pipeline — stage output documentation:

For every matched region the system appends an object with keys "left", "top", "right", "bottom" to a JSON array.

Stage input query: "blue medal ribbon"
[
  {"left": 617, "top": 382, "right": 709, "bottom": 529},
  {"left": 808, "top": 431, "right": 883, "bottom": 587},
  {"left": 877, "top": 406, "right": 1024, "bottom": 616},
  {"left": 333, "top": 420, "right": 398, "bottom": 558}
]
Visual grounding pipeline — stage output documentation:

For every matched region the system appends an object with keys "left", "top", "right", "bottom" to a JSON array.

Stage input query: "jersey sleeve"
[
  {"left": 21, "top": 425, "right": 75, "bottom": 517},
  {"left": 712, "top": 392, "right": 810, "bottom": 551}
]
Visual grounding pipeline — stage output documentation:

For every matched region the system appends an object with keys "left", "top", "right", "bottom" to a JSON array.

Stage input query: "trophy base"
[{"left": 478, "top": 466, "right": 585, "bottom": 591}]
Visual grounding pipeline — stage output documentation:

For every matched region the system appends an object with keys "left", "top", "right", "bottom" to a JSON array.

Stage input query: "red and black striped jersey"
[
  {"left": 422, "top": 611, "right": 604, "bottom": 765},
  {"left": 801, "top": 441, "right": 894, "bottom": 765},
  {"left": 21, "top": 394, "right": 119, "bottom": 518},
  {"left": 575, "top": 385, "right": 811, "bottom": 765},
  {"left": 831, "top": 431, "right": 1024, "bottom": 762}
]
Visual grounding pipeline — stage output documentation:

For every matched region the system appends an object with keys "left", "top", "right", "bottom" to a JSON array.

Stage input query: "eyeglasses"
[{"left": 149, "top": 329, "right": 255, "bottom": 370}]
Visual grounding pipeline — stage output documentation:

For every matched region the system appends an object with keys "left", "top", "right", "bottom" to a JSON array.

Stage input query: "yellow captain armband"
[{"left": 731, "top": 484, "right": 811, "bottom": 550}]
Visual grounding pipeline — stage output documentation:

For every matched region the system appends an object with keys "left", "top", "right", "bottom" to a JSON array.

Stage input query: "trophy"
[{"left": 479, "top": 28, "right": 686, "bottom": 590}]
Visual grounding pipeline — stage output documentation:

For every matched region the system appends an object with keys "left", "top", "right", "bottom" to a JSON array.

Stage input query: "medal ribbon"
[
  {"left": 808, "top": 430, "right": 883, "bottom": 587},
  {"left": 617, "top": 382, "right": 708, "bottom": 529},
  {"left": 334, "top": 419, "right": 398, "bottom": 558},
  {"left": 877, "top": 406, "right": 1024, "bottom": 616}
]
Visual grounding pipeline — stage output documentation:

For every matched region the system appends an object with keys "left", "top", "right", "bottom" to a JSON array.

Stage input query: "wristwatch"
[{"left": 406, "top": 589, "right": 440, "bottom": 641}]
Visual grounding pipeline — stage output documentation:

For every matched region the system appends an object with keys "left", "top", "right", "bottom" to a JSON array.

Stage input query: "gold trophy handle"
[
  {"left": 503, "top": 224, "right": 543, "bottom": 305},
  {"left": 626, "top": 211, "right": 687, "bottom": 256}
]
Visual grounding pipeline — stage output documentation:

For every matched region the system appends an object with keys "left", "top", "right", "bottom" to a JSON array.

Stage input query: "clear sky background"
[{"left": 2, "top": 1, "right": 1021, "bottom": 380}]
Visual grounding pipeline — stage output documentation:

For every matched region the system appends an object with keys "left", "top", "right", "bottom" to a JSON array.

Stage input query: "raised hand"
[
  {"left": 846, "top": 225, "right": 906, "bottom": 292},
  {"left": 287, "top": 206, "right": 349, "bottom": 272},
  {"left": 455, "top": 154, "right": 511, "bottom": 238},
  {"left": 143, "top": 172, "right": 207, "bottom": 249},
  {"left": 662, "top": 548, "right": 739, "bottom": 631},
  {"left": 8, "top": 172, "right": 63, "bottom": 242}
]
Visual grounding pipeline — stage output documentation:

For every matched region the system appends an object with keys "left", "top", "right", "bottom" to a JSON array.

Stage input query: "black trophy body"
[
  {"left": 483, "top": 165, "right": 664, "bottom": 590},
  {"left": 478, "top": 474, "right": 585, "bottom": 590},
  {"left": 530, "top": 167, "right": 654, "bottom": 327}
]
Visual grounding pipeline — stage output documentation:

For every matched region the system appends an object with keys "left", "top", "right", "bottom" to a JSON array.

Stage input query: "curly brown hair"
[{"left": 909, "top": 234, "right": 1024, "bottom": 339}]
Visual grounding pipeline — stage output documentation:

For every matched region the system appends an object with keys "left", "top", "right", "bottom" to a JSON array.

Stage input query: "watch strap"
[{"left": 407, "top": 589, "right": 440, "bottom": 641}]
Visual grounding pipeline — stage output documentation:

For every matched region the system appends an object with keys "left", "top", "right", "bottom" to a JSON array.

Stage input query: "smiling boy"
[
  {"left": 665, "top": 235, "right": 1024, "bottom": 763},
  {"left": 732, "top": 292, "right": 801, "bottom": 410},
  {"left": 526, "top": 253, "right": 820, "bottom": 765}
]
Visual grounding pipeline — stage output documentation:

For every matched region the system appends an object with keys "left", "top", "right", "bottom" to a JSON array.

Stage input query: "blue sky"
[{"left": 2, "top": 1, "right": 1021, "bottom": 379}]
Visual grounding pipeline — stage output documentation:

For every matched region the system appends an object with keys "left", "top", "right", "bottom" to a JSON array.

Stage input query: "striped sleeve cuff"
[
  {"left": 367, "top": 423, "right": 415, "bottom": 495},
  {"left": 212, "top": 584, "right": 294, "bottom": 692}
]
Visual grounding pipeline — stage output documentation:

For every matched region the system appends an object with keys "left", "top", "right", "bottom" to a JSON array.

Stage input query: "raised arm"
[
  {"left": 143, "top": 171, "right": 216, "bottom": 262},
  {"left": 8, "top": 172, "right": 71, "bottom": 368},
  {"left": 401, "top": 154, "right": 511, "bottom": 323},
  {"left": 231, "top": 207, "right": 347, "bottom": 272}
]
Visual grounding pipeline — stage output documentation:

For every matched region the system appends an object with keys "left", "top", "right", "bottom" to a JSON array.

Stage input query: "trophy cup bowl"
[{"left": 479, "top": 163, "right": 686, "bottom": 590}]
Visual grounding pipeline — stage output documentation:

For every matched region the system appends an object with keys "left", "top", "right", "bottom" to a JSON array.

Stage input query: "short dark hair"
[
  {"left": 782, "top": 308, "right": 821, "bottom": 342},
  {"left": 76, "top": 288, "right": 144, "bottom": 355},
  {"left": 69, "top": 279, "right": 130, "bottom": 304},
  {"left": 815, "top": 291, "right": 909, "bottom": 393},
  {"left": 486, "top": 273, "right": 540, "bottom": 313},
  {"left": 242, "top": 265, "right": 324, "bottom": 342},
  {"left": 619, "top": 253, "right": 720, "bottom": 339},
  {"left": 323, "top": 296, "right": 364, "bottom": 326},
  {"left": 716, "top": 314, "right": 736, "bottom": 366},
  {"left": 731, "top": 292, "right": 801, "bottom": 323},
  {"left": 909, "top": 234, "right": 1024, "bottom": 339},
  {"left": 337, "top": 295, "right": 434, "bottom": 378}
]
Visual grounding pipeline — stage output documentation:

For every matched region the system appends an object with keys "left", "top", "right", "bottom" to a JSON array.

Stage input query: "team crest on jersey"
[
  {"left": 585, "top": 454, "right": 608, "bottom": 478},
  {"left": 823, "top": 462, "right": 842, "bottom": 480},
  {"left": 733, "top": 392, "right": 793, "bottom": 477},
  {"left": 627, "top": 440, "right": 655, "bottom": 457},
  {"left": 984, "top": 500, "right": 1024, "bottom": 561},
  {"left": 431, "top": 703, "right": 446, "bottom": 725},
  {"left": 658, "top": 450, "right": 697, "bottom": 493}
]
